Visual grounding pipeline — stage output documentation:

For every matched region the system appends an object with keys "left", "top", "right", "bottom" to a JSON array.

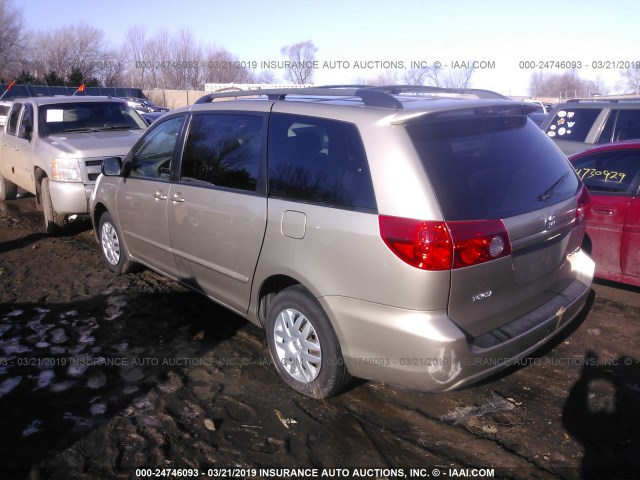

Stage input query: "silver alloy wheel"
[
  {"left": 101, "top": 221, "right": 121, "bottom": 266},
  {"left": 273, "top": 308, "right": 321, "bottom": 383}
]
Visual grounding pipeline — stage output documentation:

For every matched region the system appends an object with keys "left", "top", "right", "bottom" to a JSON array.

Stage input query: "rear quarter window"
[
  {"left": 545, "top": 108, "right": 601, "bottom": 142},
  {"left": 407, "top": 115, "right": 580, "bottom": 221},
  {"left": 267, "top": 113, "right": 376, "bottom": 211}
]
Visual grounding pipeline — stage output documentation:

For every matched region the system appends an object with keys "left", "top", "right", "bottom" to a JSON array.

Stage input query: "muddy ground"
[{"left": 0, "top": 195, "right": 639, "bottom": 480}]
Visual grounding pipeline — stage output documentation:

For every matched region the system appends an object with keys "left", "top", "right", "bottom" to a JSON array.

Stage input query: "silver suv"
[
  {"left": 90, "top": 86, "right": 595, "bottom": 398},
  {"left": 541, "top": 99, "right": 640, "bottom": 155}
]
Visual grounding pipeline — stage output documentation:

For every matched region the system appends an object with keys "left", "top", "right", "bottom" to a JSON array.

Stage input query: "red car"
[{"left": 570, "top": 141, "right": 640, "bottom": 287}]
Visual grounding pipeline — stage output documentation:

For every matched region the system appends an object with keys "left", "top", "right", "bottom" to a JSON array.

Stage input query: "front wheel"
[
  {"left": 265, "top": 285, "right": 352, "bottom": 398},
  {"left": 40, "top": 177, "right": 66, "bottom": 234},
  {"left": 98, "top": 211, "right": 132, "bottom": 274}
]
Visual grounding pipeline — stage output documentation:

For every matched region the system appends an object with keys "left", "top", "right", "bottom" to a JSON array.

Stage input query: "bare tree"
[
  {"left": 402, "top": 65, "right": 475, "bottom": 89},
  {"left": 29, "top": 22, "right": 111, "bottom": 83},
  {"left": 122, "top": 25, "right": 148, "bottom": 87},
  {"left": 280, "top": 40, "right": 317, "bottom": 84},
  {"left": 620, "top": 67, "right": 640, "bottom": 95},
  {"left": 530, "top": 69, "right": 605, "bottom": 98},
  {"left": 165, "top": 29, "right": 202, "bottom": 90},
  {"left": 439, "top": 67, "right": 475, "bottom": 89},
  {"left": 403, "top": 67, "right": 431, "bottom": 86},
  {"left": 253, "top": 69, "right": 276, "bottom": 84},
  {"left": 97, "top": 51, "right": 127, "bottom": 87},
  {"left": 0, "top": 0, "right": 27, "bottom": 81},
  {"left": 202, "top": 45, "right": 253, "bottom": 84}
]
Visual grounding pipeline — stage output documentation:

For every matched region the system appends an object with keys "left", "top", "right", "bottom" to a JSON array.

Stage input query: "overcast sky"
[{"left": 20, "top": 0, "right": 640, "bottom": 96}]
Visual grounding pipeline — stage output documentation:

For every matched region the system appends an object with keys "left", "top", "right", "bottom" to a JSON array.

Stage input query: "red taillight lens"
[
  {"left": 447, "top": 220, "right": 512, "bottom": 268},
  {"left": 575, "top": 185, "right": 591, "bottom": 224},
  {"left": 379, "top": 216, "right": 511, "bottom": 271},
  {"left": 379, "top": 216, "right": 452, "bottom": 270}
]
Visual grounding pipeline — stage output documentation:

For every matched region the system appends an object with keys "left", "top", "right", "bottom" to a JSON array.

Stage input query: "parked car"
[
  {"left": 541, "top": 99, "right": 640, "bottom": 155},
  {"left": 121, "top": 97, "right": 170, "bottom": 114},
  {"left": 0, "top": 96, "right": 147, "bottom": 233},
  {"left": 139, "top": 111, "right": 165, "bottom": 125},
  {"left": 0, "top": 100, "right": 12, "bottom": 127},
  {"left": 91, "top": 86, "right": 594, "bottom": 398},
  {"left": 569, "top": 141, "right": 640, "bottom": 287},
  {"left": 528, "top": 111, "right": 548, "bottom": 127}
]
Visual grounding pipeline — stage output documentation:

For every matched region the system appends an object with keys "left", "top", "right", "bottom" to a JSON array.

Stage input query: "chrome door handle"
[
  {"left": 171, "top": 193, "right": 185, "bottom": 203},
  {"left": 153, "top": 191, "right": 167, "bottom": 200}
]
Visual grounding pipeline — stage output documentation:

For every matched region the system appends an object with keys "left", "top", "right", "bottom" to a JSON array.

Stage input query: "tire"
[
  {"left": 40, "top": 177, "right": 66, "bottom": 234},
  {"left": 0, "top": 171, "right": 18, "bottom": 201},
  {"left": 265, "top": 285, "right": 352, "bottom": 398},
  {"left": 98, "top": 211, "right": 132, "bottom": 274}
]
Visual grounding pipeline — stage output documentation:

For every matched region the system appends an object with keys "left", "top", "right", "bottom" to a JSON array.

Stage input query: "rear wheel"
[
  {"left": 98, "top": 211, "right": 132, "bottom": 274},
  {"left": 265, "top": 285, "right": 352, "bottom": 398},
  {"left": 0, "top": 172, "right": 18, "bottom": 201},
  {"left": 40, "top": 177, "right": 66, "bottom": 234}
]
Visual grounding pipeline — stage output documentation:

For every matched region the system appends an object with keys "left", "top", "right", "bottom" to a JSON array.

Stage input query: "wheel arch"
[
  {"left": 256, "top": 274, "right": 305, "bottom": 328},
  {"left": 92, "top": 201, "right": 109, "bottom": 239},
  {"left": 34, "top": 167, "right": 47, "bottom": 205}
]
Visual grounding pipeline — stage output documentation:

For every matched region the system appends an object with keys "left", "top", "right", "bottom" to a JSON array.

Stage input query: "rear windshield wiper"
[{"left": 538, "top": 172, "right": 568, "bottom": 202}]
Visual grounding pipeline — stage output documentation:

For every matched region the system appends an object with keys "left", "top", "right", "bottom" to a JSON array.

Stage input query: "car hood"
[{"left": 44, "top": 130, "right": 144, "bottom": 157}]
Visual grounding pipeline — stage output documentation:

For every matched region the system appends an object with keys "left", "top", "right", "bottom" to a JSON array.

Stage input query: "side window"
[
  {"left": 180, "top": 113, "right": 263, "bottom": 192},
  {"left": 545, "top": 108, "right": 600, "bottom": 142},
  {"left": 572, "top": 150, "right": 640, "bottom": 194},
  {"left": 597, "top": 110, "right": 616, "bottom": 144},
  {"left": 613, "top": 110, "right": 640, "bottom": 142},
  {"left": 267, "top": 113, "right": 376, "bottom": 210},
  {"left": 6, "top": 103, "right": 22, "bottom": 136},
  {"left": 129, "top": 116, "right": 184, "bottom": 179},
  {"left": 18, "top": 104, "right": 34, "bottom": 140}
]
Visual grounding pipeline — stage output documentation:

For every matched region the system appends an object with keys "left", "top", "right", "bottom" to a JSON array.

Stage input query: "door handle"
[
  {"left": 171, "top": 193, "right": 185, "bottom": 203},
  {"left": 153, "top": 191, "right": 167, "bottom": 201},
  {"left": 592, "top": 207, "right": 616, "bottom": 215}
]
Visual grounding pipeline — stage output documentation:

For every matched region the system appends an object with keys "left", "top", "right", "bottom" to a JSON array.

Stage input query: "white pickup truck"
[{"left": 0, "top": 96, "right": 147, "bottom": 233}]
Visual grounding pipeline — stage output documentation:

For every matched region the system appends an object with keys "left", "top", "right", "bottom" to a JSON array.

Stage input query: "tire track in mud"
[{"left": 2, "top": 196, "right": 640, "bottom": 479}]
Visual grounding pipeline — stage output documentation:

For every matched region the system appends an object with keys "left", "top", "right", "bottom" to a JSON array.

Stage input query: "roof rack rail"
[
  {"left": 365, "top": 85, "right": 509, "bottom": 100},
  {"left": 193, "top": 84, "right": 509, "bottom": 109},
  {"left": 195, "top": 86, "right": 404, "bottom": 109},
  {"left": 564, "top": 97, "right": 640, "bottom": 103}
]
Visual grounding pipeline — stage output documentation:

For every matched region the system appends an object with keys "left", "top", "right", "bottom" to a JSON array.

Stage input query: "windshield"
[
  {"left": 406, "top": 115, "right": 580, "bottom": 221},
  {"left": 38, "top": 101, "right": 147, "bottom": 137}
]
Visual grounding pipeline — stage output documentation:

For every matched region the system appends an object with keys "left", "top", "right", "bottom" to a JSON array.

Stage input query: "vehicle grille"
[{"left": 83, "top": 158, "right": 107, "bottom": 184}]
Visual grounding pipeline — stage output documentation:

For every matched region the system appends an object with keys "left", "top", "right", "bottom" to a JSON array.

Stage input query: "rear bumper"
[{"left": 320, "top": 248, "right": 595, "bottom": 392}]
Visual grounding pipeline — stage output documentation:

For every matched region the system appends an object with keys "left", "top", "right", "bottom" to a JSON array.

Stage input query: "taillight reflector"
[
  {"left": 379, "top": 216, "right": 511, "bottom": 271},
  {"left": 575, "top": 185, "right": 591, "bottom": 224}
]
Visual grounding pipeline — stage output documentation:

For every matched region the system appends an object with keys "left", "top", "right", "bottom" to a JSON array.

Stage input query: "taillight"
[
  {"left": 379, "top": 216, "right": 511, "bottom": 271},
  {"left": 448, "top": 220, "right": 511, "bottom": 268},
  {"left": 575, "top": 185, "right": 591, "bottom": 224}
]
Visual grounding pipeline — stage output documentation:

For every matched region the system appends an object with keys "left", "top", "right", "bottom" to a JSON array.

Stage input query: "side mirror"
[{"left": 102, "top": 157, "right": 123, "bottom": 176}]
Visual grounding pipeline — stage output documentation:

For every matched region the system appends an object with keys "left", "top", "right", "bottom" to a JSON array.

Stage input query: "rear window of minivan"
[{"left": 406, "top": 115, "right": 580, "bottom": 221}]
